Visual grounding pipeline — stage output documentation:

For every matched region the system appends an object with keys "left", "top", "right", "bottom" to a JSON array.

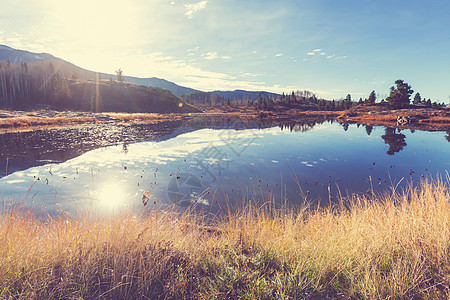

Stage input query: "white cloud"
[
  {"left": 187, "top": 46, "right": 200, "bottom": 52},
  {"left": 313, "top": 48, "right": 322, "bottom": 52},
  {"left": 275, "top": 53, "right": 283, "bottom": 57},
  {"left": 320, "top": 52, "right": 326, "bottom": 56},
  {"left": 326, "top": 55, "right": 335, "bottom": 59},
  {"left": 241, "top": 72, "right": 264, "bottom": 77},
  {"left": 185, "top": 1, "right": 208, "bottom": 19},
  {"left": 202, "top": 52, "right": 218, "bottom": 60},
  {"left": 307, "top": 52, "right": 315, "bottom": 56},
  {"left": 367, "top": 79, "right": 386, "bottom": 85},
  {"left": 201, "top": 52, "right": 230, "bottom": 60}
]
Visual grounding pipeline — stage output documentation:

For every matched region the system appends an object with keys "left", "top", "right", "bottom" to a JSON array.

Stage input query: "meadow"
[{"left": 1, "top": 177, "right": 449, "bottom": 299}]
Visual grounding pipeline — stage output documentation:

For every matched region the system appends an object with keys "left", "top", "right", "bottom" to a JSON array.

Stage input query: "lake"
[{"left": 1, "top": 117, "right": 449, "bottom": 217}]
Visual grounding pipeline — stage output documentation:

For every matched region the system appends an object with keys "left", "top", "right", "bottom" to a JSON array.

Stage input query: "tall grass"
[{"left": 1, "top": 178, "right": 449, "bottom": 299}]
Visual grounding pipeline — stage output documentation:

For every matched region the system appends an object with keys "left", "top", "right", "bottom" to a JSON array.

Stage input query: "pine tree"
[
  {"left": 386, "top": 80, "right": 413, "bottom": 109},
  {"left": 116, "top": 68, "right": 124, "bottom": 83},
  {"left": 413, "top": 93, "right": 422, "bottom": 105},
  {"left": 367, "top": 90, "right": 376, "bottom": 104}
]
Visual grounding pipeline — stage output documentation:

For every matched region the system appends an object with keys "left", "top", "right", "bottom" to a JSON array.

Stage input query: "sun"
[{"left": 45, "top": 0, "right": 143, "bottom": 70}]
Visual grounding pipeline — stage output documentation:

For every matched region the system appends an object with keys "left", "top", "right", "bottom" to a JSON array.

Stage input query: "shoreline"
[{"left": 1, "top": 105, "right": 450, "bottom": 133}]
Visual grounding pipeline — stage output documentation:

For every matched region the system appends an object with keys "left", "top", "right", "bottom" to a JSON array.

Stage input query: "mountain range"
[{"left": 0, "top": 44, "right": 280, "bottom": 100}]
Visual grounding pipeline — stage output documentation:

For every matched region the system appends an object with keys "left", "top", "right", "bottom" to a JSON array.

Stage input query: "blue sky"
[{"left": 1, "top": 0, "right": 449, "bottom": 101}]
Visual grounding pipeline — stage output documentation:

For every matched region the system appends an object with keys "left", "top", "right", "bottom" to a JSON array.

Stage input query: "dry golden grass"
[
  {"left": 0, "top": 116, "right": 98, "bottom": 128},
  {"left": 1, "top": 178, "right": 449, "bottom": 299},
  {"left": 0, "top": 113, "right": 181, "bottom": 131},
  {"left": 105, "top": 112, "right": 181, "bottom": 123},
  {"left": 420, "top": 116, "right": 450, "bottom": 124}
]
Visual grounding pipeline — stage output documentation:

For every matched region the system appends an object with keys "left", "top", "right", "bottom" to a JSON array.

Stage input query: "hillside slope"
[{"left": 0, "top": 60, "right": 198, "bottom": 113}]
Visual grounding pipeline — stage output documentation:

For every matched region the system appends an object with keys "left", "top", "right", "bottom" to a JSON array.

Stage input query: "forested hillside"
[{"left": 0, "top": 61, "right": 198, "bottom": 113}]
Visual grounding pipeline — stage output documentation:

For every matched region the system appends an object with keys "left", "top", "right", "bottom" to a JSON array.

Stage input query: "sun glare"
[
  {"left": 46, "top": 0, "right": 143, "bottom": 70},
  {"left": 95, "top": 183, "right": 128, "bottom": 211}
]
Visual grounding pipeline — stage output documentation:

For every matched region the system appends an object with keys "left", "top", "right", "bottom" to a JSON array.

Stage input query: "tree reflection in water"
[{"left": 381, "top": 127, "right": 407, "bottom": 155}]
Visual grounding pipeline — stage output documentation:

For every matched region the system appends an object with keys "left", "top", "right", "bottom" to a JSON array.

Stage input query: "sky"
[{"left": 1, "top": 0, "right": 449, "bottom": 102}]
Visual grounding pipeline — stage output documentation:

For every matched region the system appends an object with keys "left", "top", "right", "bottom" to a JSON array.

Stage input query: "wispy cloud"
[
  {"left": 240, "top": 72, "right": 264, "bottom": 77},
  {"left": 275, "top": 53, "right": 283, "bottom": 57},
  {"left": 187, "top": 46, "right": 200, "bottom": 52},
  {"left": 201, "top": 52, "right": 230, "bottom": 60},
  {"left": 367, "top": 79, "right": 386, "bottom": 85},
  {"left": 185, "top": 1, "right": 208, "bottom": 19},
  {"left": 306, "top": 49, "right": 347, "bottom": 60}
]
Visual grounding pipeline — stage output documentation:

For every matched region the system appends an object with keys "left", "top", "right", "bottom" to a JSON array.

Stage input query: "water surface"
[{"left": 1, "top": 118, "right": 449, "bottom": 216}]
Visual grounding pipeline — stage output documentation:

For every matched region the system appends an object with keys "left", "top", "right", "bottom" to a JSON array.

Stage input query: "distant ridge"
[
  {"left": 213, "top": 90, "right": 280, "bottom": 100},
  {"left": 0, "top": 44, "right": 63, "bottom": 64},
  {"left": 0, "top": 44, "right": 199, "bottom": 96},
  {"left": 0, "top": 44, "right": 280, "bottom": 100},
  {"left": 105, "top": 74, "right": 199, "bottom": 96}
]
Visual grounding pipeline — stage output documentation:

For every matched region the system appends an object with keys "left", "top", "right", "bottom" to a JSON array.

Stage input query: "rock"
[{"left": 397, "top": 116, "right": 411, "bottom": 126}]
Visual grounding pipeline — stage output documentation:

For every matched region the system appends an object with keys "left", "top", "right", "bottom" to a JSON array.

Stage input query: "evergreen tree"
[
  {"left": 413, "top": 92, "right": 422, "bottom": 105},
  {"left": 367, "top": 90, "right": 376, "bottom": 104},
  {"left": 116, "top": 68, "right": 124, "bottom": 83},
  {"left": 386, "top": 80, "right": 414, "bottom": 109},
  {"left": 344, "top": 94, "right": 352, "bottom": 109}
]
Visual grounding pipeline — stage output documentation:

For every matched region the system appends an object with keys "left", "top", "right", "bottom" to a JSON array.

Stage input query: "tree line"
[{"left": 0, "top": 60, "right": 94, "bottom": 109}]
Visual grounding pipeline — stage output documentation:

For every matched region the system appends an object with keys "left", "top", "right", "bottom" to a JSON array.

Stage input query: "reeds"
[{"left": 1, "top": 178, "right": 449, "bottom": 299}]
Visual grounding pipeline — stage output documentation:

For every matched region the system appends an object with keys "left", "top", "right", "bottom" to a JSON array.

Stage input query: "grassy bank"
[{"left": 1, "top": 179, "right": 449, "bottom": 299}]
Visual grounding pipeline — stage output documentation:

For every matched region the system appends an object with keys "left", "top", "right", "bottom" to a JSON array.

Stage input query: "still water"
[{"left": 1, "top": 118, "right": 449, "bottom": 216}]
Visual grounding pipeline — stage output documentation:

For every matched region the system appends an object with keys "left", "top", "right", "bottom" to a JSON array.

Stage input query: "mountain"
[
  {"left": 0, "top": 45, "right": 200, "bottom": 113},
  {"left": 213, "top": 90, "right": 280, "bottom": 100},
  {"left": 100, "top": 74, "right": 199, "bottom": 96},
  {"left": 0, "top": 44, "right": 280, "bottom": 102},
  {"left": 0, "top": 44, "right": 198, "bottom": 95},
  {"left": 0, "top": 45, "right": 60, "bottom": 64}
]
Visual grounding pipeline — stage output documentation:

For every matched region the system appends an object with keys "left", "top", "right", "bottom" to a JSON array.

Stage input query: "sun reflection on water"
[{"left": 95, "top": 183, "right": 127, "bottom": 211}]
